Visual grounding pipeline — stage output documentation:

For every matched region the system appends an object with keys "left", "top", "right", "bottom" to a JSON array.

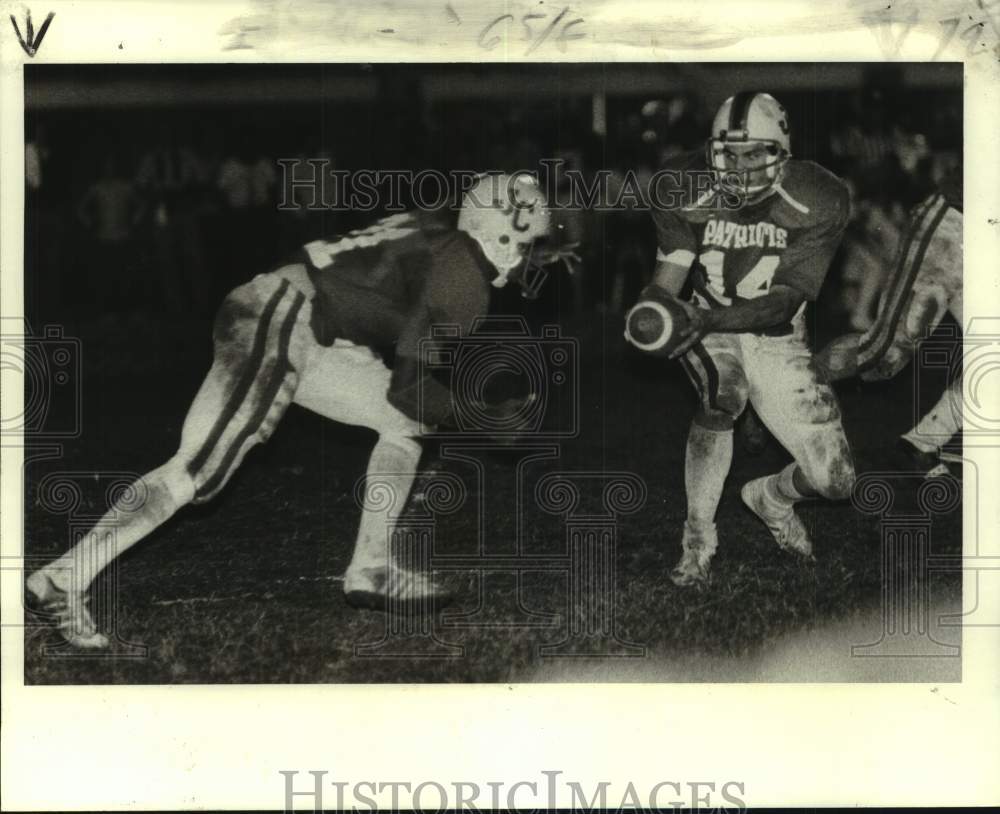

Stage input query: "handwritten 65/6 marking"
[{"left": 478, "top": 7, "right": 585, "bottom": 54}]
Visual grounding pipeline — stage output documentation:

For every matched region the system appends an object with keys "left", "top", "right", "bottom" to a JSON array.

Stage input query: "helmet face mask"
[
  {"left": 709, "top": 139, "right": 788, "bottom": 202},
  {"left": 706, "top": 92, "right": 791, "bottom": 203},
  {"left": 510, "top": 235, "right": 559, "bottom": 299}
]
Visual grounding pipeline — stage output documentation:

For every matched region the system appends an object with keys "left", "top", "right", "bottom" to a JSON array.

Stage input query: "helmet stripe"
[{"left": 727, "top": 91, "right": 757, "bottom": 135}]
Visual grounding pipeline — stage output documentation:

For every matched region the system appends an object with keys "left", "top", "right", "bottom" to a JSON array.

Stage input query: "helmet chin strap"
[
  {"left": 706, "top": 139, "right": 789, "bottom": 201},
  {"left": 487, "top": 236, "right": 576, "bottom": 299},
  {"left": 465, "top": 229, "right": 517, "bottom": 286},
  {"left": 491, "top": 268, "right": 512, "bottom": 289},
  {"left": 490, "top": 245, "right": 523, "bottom": 289},
  {"left": 731, "top": 157, "right": 788, "bottom": 203}
]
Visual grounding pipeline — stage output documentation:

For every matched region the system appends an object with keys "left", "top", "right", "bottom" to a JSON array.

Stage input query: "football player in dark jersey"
[
  {"left": 26, "top": 173, "right": 564, "bottom": 648},
  {"left": 627, "top": 92, "right": 856, "bottom": 586},
  {"left": 816, "top": 165, "right": 963, "bottom": 477}
]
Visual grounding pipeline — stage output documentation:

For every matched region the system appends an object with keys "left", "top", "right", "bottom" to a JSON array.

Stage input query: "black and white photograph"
[
  {"left": 2, "top": 0, "right": 999, "bottom": 810},
  {"left": 18, "top": 60, "right": 965, "bottom": 684}
]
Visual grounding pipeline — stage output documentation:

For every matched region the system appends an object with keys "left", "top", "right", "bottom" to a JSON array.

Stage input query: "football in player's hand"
[{"left": 624, "top": 287, "right": 690, "bottom": 357}]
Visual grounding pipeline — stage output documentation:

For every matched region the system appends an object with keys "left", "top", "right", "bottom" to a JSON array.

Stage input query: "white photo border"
[{"left": 2, "top": 0, "right": 999, "bottom": 809}]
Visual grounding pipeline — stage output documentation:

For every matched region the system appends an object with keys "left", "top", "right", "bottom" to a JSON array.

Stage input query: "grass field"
[{"left": 21, "top": 306, "right": 963, "bottom": 683}]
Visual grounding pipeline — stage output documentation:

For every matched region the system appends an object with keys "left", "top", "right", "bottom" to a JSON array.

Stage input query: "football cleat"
[
  {"left": 343, "top": 564, "right": 453, "bottom": 613},
  {"left": 25, "top": 570, "right": 109, "bottom": 649},
  {"left": 741, "top": 477, "right": 814, "bottom": 558},
  {"left": 670, "top": 521, "right": 718, "bottom": 587}
]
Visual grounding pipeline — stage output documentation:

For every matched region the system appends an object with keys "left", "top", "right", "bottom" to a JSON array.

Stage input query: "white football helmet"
[
  {"left": 458, "top": 173, "right": 553, "bottom": 294},
  {"left": 707, "top": 92, "right": 791, "bottom": 201}
]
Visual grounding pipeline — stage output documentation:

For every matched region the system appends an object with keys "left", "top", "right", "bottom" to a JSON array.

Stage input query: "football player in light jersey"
[
  {"left": 631, "top": 91, "right": 856, "bottom": 586},
  {"left": 816, "top": 165, "right": 963, "bottom": 478},
  {"left": 26, "top": 173, "right": 564, "bottom": 648}
]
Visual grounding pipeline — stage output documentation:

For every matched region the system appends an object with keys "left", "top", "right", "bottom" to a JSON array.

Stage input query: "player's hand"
[{"left": 667, "top": 298, "right": 710, "bottom": 359}]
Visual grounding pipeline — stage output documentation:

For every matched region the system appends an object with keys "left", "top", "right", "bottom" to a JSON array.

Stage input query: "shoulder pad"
[{"left": 774, "top": 160, "right": 850, "bottom": 227}]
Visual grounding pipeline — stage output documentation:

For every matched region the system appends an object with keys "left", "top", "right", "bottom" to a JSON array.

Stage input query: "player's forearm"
[
  {"left": 649, "top": 252, "right": 694, "bottom": 296},
  {"left": 703, "top": 288, "right": 802, "bottom": 334}
]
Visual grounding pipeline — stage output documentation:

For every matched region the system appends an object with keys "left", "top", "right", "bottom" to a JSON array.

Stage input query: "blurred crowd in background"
[{"left": 24, "top": 66, "right": 961, "bottom": 336}]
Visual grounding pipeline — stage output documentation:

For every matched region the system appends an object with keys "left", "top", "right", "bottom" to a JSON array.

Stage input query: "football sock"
[
  {"left": 45, "top": 459, "right": 194, "bottom": 593},
  {"left": 765, "top": 463, "right": 808, "bottom": 507},
  {"left": 903, "top": 376, "right": 962, "bottom": 453},
  {"left": 682, "top": 519, "right": 718, "bottom": 555},
  {"left": 348, "top": 437, "right": 421, "bottom": 574},
  {"left": 685, "top": 422, "right": 733, "bottom": 529}
]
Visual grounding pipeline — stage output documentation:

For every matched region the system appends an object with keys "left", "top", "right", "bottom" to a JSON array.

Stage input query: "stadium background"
[
  {"left": 22, "top": 63, "right": 964, "bottom": 683},
  {"left": 25, "top": 62, "right": 960, "bottom": 325}
]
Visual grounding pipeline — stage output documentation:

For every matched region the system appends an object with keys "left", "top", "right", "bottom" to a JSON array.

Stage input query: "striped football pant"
[
  {"left": 45, "top": 265, "right": 428, "bottom": 592},
  {"left": 183, "top": 265, "right": 426, "bottom": 504},
  {"left": 681, "top": 318, "right": 855, "bottom": 501},
  {"left": 857, "top": 194, "right": 963, "bottom": 381}
]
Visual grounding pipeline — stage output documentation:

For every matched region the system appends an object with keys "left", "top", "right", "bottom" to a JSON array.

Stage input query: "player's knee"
[
  {"left": 860, "top": 343, "right": 909, "bottom": 382},
  {"left": 816, "top": 459, "right": 856, "bottom": 501},
  {"left": 862, "top": 292, "right": 940, "bottom": 383},
  {"left": 816, "top": 334, "right": 860, "bottom": 382},
  {"left": 717, "top": 384, "right": 749, "bottom": 422},
  {"left": 131, "top": 457, "right": 197, "bottom": 514},
  {"left": 704, "top": 356, "right": 748, "bottom": 426},
  {"left": 903, "top": 288, "right": 946, "bottom": 340},
  {"left": 376, "top": 432, "right": 423, "bottom": 464},
  {"left": 802, "top": 448, "right": 856, "bottom": 501},
  {"left": 790, "top": 363, "right": 842, "bottom": 424},
  {"left": 694, "top": 389, "right": 746, "bottom": 428}
]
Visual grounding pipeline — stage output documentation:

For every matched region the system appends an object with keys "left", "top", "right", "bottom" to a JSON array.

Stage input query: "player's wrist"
[
  {"left": 639, "top": 282, "right": 680, "bottom": 303},
  {"left": 699, "top": 307, "right": 719, "bottom": 332},
  {"left": 639, "top": 282, "right": 665, "bottom": 299}
]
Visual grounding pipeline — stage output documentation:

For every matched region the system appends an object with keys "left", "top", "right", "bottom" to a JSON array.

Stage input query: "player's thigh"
[
  {"left": 179, "top": 270, "right": 313, "bottom": 502},
  {"left": 748, "top": 337, "right": 855, "bottom": 499},
  {"left": 293, "top": 340, "right": 426, "bottom": 439},
  {"left": 679, "top": 332, "right": 748, "bottom": 426},
  {"left": 859, "top": 196, "right": 958, "bottom": 380},
  {"left": 932, "top": 206, "right": 963, "bottom": 326}
]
